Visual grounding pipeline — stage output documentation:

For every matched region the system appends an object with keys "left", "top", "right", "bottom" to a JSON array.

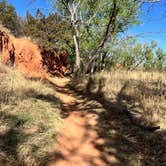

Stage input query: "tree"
[
  {"left": 154, "top": 48, "right": 166, "bottom": 71},
  {"left": 54, "top": 0, "right": 144, "bottom": 76},
  {"left": 28, "top": 0, "right": 161, "bottom": 75},
  {"left": 106, "top": 38, "right": 166, "bottom": 72},
  {"left": 23, "top": 10, "right": 73, "bottom": 52},
  {"left": 0, "top": 0, "right": 21, "bottom": 36},
  {"left": 55, "top": 0, "right": 83, "bottom": 77},
  {"left": 143, "top": 43, "right": 155, "bottom": 70}
]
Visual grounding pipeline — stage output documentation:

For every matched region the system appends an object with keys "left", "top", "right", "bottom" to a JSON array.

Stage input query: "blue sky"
[
  {"left": 128, "top": 0, "right": 166, "bottom": 51},
  {"left": 7, "top": 0, "right": 52, "bottom": 16},
  {"left": 6, "top": 0, "right": 166, "bottom": 51}
]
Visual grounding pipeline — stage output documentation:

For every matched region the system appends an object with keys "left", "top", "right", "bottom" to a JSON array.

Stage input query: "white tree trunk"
[
  {"left": 69, "top": 2, "right": 81, "bottom": 77},
  {"left": 73, "top": 33, "right": 80, "bottom": 73}
]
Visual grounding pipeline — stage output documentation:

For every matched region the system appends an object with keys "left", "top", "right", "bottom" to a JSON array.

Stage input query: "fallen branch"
[{"left": 123, "top": 106, "right": 160, "bottom": 132}]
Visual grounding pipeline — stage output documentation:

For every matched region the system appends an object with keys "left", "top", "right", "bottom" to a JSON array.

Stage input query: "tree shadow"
[
  {"left": 25, "top": 88, "right": 60, "bottom": 108},
  {"left": 60, "top": 76, "right": 166, "bottom": 166},
  {"left": 0, "top": 111, "right": 31, "bottom": 165}
]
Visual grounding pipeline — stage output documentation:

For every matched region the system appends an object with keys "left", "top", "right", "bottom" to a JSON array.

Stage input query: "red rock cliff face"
[
  {"left": 0, "top": 31, "right": 15, "bottom": 66},
  {"left": 41, "top": 49, "right": 68, "bottom": 77},
  {"left": 0, "top": 30, "right": 68, "bottom": 77}
]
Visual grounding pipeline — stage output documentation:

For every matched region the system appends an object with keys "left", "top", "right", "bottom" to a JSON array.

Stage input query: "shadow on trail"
[{"left": 47, "top": 76, "right": 166, "bottom": 166}]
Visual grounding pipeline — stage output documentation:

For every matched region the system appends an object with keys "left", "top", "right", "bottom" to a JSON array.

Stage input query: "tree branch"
[{"left": 84, "top": 0, "right": 119, "bottom": 73}]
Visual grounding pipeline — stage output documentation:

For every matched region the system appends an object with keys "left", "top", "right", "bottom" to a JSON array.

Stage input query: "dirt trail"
[{"left": 47, "top": 78, "right": 116, "bottom": 166}]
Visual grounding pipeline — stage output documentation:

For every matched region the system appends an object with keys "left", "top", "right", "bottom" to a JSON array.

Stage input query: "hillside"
[
  {"left": 0, "top": 63, "right": 62, "bottom": 166},
  {"left": 0, "top": 29, "right": 68, "bottom": 78}
]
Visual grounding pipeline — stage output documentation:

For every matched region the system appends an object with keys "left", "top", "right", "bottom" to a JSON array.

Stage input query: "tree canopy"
[
  {"left": 53, "top": 0, "right": 142, "bottom": 74},
  {"left": 23, "top": 9, "right": 73, "bottom": 52},
  {"left": 0, "top": 0, "right": 21, "bottom": 36}
]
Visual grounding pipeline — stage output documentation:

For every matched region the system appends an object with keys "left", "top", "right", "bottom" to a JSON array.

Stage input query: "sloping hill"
[
  {"left": 0, "top": 63, "right": 62, "bottom": 166},
  {"left": 0, "top": 29, "right": 68, "bottom": 78}
]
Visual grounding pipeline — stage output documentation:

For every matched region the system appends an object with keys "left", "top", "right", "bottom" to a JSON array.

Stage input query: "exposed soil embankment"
[
  {"left": 0, "top": 30, "right": 68, "bottom": 77},
  {"left": 41, "top": 49, "right": 68, "bottom": 77}
]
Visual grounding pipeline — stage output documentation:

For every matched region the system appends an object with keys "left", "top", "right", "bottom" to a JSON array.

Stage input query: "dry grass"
[
  {"left": 78, "top": 70, "right": 166, "bottom": 130},
  {"left": 72, "top": 70, "right": 166, "bottom": 166},
  {"left": 0, "top": 64, "right": 62, "bottom": 166}
]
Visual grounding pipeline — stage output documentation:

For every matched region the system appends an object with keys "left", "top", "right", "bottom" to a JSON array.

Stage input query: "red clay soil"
[
  {"left": 0, "top": 30, "right": 68, "bottom": 78},
  {"left": 46, "top": 78, "right": 118, "bottom": 166},
  {"left": 0, "top": 30, "right": 45, "bottom": 77},
  {"left": 12, "top": 37, "right": 46, "bottom": 78},
  {"left": 41, "top": 49, "right": 68, "bottom": 77}
]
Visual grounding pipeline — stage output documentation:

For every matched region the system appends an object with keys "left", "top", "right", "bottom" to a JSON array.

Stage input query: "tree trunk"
[
  {"left": 69, "top": 3, "right": 81, "bottom": 78},
  {"left": 84, "top": 0, "right": 119, "bottom": 74},
  {"left": 90, "top": 56, "right": 98, "bottom": 74},
  {"left": 73, "top": 26, "right": 81, "bottom": 77},
  {"left": 99, "top": 51, "right": 107, "bottom": 71}
]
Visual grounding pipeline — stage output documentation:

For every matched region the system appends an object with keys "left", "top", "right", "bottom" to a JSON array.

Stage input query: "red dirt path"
[{"left": 46, "top": 78, "right": 118, "bottom": 166}]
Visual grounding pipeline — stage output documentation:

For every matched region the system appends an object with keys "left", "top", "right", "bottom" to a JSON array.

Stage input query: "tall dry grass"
[
  {"left": 0, "top": 63, "right": 62, "bottom": 166},
  {"left": 79, "top": 70, "right": 166, "bottom": 129},
  {"left": 72, "top": 70, "right": 166, "bottom": 165}
]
